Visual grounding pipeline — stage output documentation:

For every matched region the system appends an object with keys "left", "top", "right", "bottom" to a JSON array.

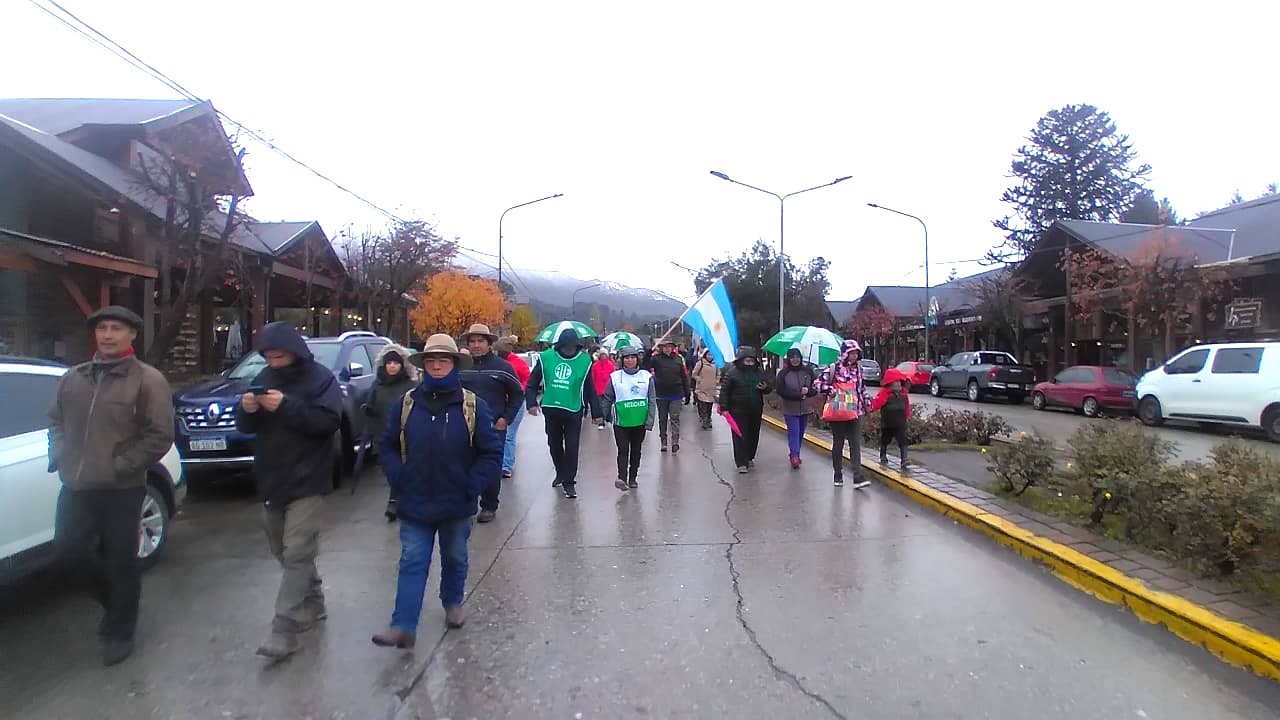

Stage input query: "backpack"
[{"left": 400, "top": 389, "right": 477, "bottom": 461}]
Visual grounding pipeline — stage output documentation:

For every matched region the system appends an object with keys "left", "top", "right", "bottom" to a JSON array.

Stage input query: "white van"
[{"left": 1135, "top": 342, "right": 1280, "bottom": 441}]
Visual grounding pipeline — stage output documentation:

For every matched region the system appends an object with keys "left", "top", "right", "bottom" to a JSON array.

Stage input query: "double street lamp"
[
  {"left": 709, "top": 171, "right": 852, "bottom": 332},
  {"left": 867, "top": 203, "right": 930, "bottom": 362},
  {"left": 498, "top": 193, "right": 563, "bottom": 288}
]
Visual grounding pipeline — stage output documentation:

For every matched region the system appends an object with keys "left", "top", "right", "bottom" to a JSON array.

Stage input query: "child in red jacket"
[{"left": 870, "top": 368, "right": 912, "bottom": 467}]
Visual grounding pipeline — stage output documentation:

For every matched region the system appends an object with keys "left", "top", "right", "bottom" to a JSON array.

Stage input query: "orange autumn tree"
[
  {"left": 507, "top": 304, "right": 540, "bottom": 347},
  {"left": 410, "top": 270, "right": 507, "bottom": 337},
  {"left": 848, "top": 304, "right": 896, "bottom": 362}
]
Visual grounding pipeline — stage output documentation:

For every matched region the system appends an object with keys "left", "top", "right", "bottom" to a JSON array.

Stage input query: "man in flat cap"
[{"left": 48, "top": 305, "right": 174, "bottom": 666}]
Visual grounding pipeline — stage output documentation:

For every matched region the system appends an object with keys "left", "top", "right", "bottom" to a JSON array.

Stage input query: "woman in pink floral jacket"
[{"left": 815, "top": 339, "right": 871, "bottom": 488}]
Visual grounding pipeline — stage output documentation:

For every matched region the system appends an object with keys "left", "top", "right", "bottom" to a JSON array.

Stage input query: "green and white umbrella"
[
  {"left": 763, "top": 325, "right": 844, "bottom": 366},
  {"left": 599, "top": 331, "right": 644, "bottom": 353},
  {"left": 535, "top": 320, "right": 597, "bottom": 344}
]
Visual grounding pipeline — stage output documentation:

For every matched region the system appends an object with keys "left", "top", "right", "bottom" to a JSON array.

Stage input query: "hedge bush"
[
  {"left": 987, "top": 431, "right": 1057, "bottom": 495},
  {"left": 858, "top": 406, "right": 1010, "bottom": 446}
]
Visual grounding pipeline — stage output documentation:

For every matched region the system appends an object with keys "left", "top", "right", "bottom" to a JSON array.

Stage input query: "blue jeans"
[
  {"left": 502, "top": 405, "right": 525, "bottom": 473},
  {"left": 784, "top": 413, "right": 808, "bottom": 457},
  {"left": 391, "top": 517, "right": 472, "bottom": 634}
]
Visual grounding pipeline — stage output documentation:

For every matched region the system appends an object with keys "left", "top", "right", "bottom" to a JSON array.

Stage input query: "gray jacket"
[{"left": 48, "top": 355, "right": 175, "bottom": 491}]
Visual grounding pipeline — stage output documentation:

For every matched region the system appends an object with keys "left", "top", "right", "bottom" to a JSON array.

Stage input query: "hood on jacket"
[
  {"left": 785, "top": 348, "right": 803, "bottom": 364},
  {"left": 838, "top": 338, "right": 862, "bottom": 366},
  {"left": 256, "top": 321, "right": 312, "bottom": 362},
  {"left": 375, "top": 342, "right": 418, "bottom": 381},
  {"left": 554, "top": 328, "right": 581, "bottom": 354}
]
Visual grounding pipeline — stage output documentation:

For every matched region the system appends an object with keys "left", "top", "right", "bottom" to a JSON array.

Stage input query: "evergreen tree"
[{"left": 990, "top": 104, "right": 1151, "bottom": 263}]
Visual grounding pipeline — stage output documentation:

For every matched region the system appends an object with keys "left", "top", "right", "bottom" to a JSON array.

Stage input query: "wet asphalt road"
[
  {"left": 2, "top": 417, "right": 1279, "bottom": 719},
  {"left": 918, "top": 393, "right": 1280, "bottom": 462}
]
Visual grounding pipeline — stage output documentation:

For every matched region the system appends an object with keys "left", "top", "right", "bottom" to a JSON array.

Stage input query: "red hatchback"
[
  {"left": 894, "top": 361, "right": 935, "bottom": 392},
  {"left": 1031, "top": 365, "right": 1137, "bottom": 417}
]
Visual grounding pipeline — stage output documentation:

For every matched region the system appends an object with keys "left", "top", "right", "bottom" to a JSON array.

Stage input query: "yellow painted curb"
[{"left": 760, "top": 414, "right": 1280, "bottom": 682}]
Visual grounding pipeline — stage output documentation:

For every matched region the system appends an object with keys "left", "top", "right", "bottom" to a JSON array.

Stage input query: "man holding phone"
[{"left": 236, "top": 321, "right": 342, "bottom": 660}]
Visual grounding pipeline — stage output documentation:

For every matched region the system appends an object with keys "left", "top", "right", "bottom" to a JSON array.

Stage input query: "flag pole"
[{"left": 656, "top": 278, "right": 721, "bottom": 345}]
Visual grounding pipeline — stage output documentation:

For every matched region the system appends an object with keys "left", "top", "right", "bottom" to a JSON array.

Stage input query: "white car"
[
  {"left": 0, "top": 358, "right": 186, "bottom": 580},
  {"left": 1135, "top": 342, "right": 1280, "bottom": 441}
]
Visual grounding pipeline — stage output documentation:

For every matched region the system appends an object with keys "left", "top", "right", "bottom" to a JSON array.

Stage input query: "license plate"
[{"left": 190, "top": 437, "right": 227, "bottom": 452}]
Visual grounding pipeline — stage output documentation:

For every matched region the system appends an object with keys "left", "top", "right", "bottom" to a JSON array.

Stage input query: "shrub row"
[{"left": 987, "top": 419, "right": 1280, "bottom": 579}]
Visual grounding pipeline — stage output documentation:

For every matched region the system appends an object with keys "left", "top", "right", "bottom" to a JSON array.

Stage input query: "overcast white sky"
[{"left": 3, "top": 1, "right": 1277, "bottom": 302}]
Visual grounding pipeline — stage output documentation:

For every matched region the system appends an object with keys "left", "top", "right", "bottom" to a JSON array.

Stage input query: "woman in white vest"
[{"left": 602, "top": 345, "right": 657, "bottom": 491}]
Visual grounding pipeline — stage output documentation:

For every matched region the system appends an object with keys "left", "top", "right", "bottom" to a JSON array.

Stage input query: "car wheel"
[
  {"left": 967, "top": 380, "right": 981, "bottom": 403},
  {"left": 1138, "top": 396, "right": 1164, "bottom": 427},
  {"left": 1032, "top": 392, "right": 1046, "bottom": 411},
  {"left": 1008, "top": 393, "right": 1025, "bottom": 406},
  {"left": 1264, "top": 407, "right": 1280, "bottom": 443},
  {"left": 1082, "top": 396, "right": 1100, "bottom": 418},
  {"left": 930, "top": 379, "right": 942, "bottom": 397},
  {"left": 138, "top": 482, "right": 171, "bottom": 570}
]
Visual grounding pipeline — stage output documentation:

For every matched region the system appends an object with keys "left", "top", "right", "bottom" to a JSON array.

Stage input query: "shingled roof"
[
  {"left": 0, "top": 98, "right": 200, "bottom": 136},
  {"left": 851, "top": 267, "right": 1008, "bottom": 319}
]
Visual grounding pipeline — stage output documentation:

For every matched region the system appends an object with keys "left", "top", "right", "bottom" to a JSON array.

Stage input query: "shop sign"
[{"left": 1226, "top": 299, "right": 1262, "bottom": 329}]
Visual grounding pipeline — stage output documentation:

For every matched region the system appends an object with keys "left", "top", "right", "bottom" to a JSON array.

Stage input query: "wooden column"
[{"left": 250, "top": 265, "right": 272, "bottom": 346}]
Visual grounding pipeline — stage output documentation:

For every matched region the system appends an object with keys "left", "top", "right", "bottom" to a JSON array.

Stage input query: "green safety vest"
[
  {"left": 539, "top": 349, "right": 592, "bottom": 412},
  {"left": 610, "top": 369, "right": 652, "bottom": 428}
]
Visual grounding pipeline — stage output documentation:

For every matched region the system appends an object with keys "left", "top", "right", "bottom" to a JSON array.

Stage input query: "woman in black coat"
[{"left": 717, "top": 346, "right": 773, "bottom": 474}]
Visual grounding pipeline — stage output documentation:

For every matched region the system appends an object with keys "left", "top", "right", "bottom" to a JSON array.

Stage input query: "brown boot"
[
  {"left": 445, "top": 606, "right": 466, "bottom": 629},
  {"left": 371, "top": 628, "right": 416, "bottom": 649}
]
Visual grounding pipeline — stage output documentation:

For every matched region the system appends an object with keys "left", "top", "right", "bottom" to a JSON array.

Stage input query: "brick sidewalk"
[{"left": 768, "top": 412, "right": 1280, "bottom": 641}]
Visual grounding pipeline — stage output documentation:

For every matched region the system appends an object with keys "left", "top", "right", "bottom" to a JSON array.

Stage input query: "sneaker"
[
  {"left": 614, "top": 477, "right": 629, "bottom": 492},
  {"left": 257, "top": 631, "right": 301, "bottom": 659},
  {"left": 747, "top": 460, "right": 755, "bottom": 469},
  {"left": 552, "top": 478, "right": 562, "bottom": 487},
  {"left": 501, "top": 470, "right": 513, "bottom": 479},
  {"left": 476, "top": 509, "right": 496, "bottom": 523},
  {"left": 672, "top": 443, "right": 680, "bottom": 454},
  {"left": 101, "top": 638, "right": 134, "bottom": 666},
  {"left": 834, "top": 473, "right": 844, "bottom": 487},
  {"left": 627, "top": 478, "right": 638, "bottom": 489},
  {"left": 563, "top": 485, "right": 578, "bottom": 499},
  {"left": 660, "top": 444, "right": 668, "bottom": 453},
  {"left": 851, "top": 478, "right": 872, "bottom": 490},
  {"left": 445, "top": 606, "right": 466, "bottom": 629},
  {"left": 879, "top": 454, "right": 889, "bottom": 465},
  {"left": 789, "top": 455, "right": 800, "bottom": 470},
  {"left": 384, "top": 500, "right": 398, "bottom": 522},
  {"left": 737, "top": 466, "right": 748, "bottom": 474}
]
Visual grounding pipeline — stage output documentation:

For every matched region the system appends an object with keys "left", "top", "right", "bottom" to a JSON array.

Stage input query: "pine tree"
[{"left": 990, "top": 104, "right": 1151, "bottom": 263}]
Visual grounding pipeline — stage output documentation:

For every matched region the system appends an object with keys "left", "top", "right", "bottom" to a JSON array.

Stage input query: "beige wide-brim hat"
[
  {"left": 408, "top": 333, "right": 465, "bottom": 368},
  {"left": 463, "top": 323, "right": 498, "bottom": 343}
]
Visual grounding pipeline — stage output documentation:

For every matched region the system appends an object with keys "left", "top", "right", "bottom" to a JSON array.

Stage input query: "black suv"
[{"left": 172, "top": 331, "right": 389, "bottom": 482}]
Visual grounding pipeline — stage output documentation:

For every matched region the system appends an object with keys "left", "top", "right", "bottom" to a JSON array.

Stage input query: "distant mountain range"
[{"left": 454, "top": 249, "right": 688, "bottom": 329}]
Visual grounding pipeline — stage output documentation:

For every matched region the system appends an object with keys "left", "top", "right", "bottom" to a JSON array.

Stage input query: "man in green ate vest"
[{"left": 526, "top": 328, "right": 604, "bottom": 498}]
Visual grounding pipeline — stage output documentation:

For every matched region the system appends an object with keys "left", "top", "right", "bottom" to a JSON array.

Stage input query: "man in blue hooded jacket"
[
  {"left": 236, "top": 321, "right": 343, "bottom": 660},
  {"left": 372, "top": 333, "right": 503, "bottom": 648}
]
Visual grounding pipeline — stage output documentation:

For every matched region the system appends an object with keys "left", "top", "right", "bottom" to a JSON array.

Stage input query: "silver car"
[{"left": 860, "top": 359, "right": 883, "bottom": 386}]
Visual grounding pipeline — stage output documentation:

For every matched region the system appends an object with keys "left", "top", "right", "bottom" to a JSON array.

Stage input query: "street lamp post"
[
  {"left": 498, "top": 193, "right": 563, "bottom": 289},
  {"left": 868, "top": 203, "right": 930, "bottom": 363},
  {"left": 571, "top": 282, "right": 601, "bottom": 322},
  {"left": 709, "top": 171, "right": 852, "bottom": 332}
]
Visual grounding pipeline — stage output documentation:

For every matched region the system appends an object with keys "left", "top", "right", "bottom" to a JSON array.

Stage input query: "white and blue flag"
[{"left": 683, "top": 278, "right": 739, "bottom": 366}]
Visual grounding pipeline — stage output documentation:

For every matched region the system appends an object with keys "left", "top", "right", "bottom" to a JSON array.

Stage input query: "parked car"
[
  {"left": 1135, "top": 342, "right": 1280, "bottom": 441},
  {"left": 930, "top": 350, "right": 1036, "bottom": 404},
  {"left": 0, "top": 357, "right": 186, "bottom": 580},
  {"left": 172, "top": 330, "right": 388, "bottom": 480},
  {"left": 1031, "top": 365, "right": 1136, "bottom": 417},
  {"left": 894, "top": 361, "right": 935, "bottom": 392},
  {"left": 860, "top": 359, "right": 882, "bottom": 386}
]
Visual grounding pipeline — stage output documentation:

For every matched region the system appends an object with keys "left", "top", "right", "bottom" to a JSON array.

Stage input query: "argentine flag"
[{"left": 683, "top": 278, "right": 739, "bottom": 365}]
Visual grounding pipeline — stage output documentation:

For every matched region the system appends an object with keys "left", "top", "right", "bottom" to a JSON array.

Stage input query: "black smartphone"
[{"left": 248, "top": 385, "right": 268, "bottom": 395}]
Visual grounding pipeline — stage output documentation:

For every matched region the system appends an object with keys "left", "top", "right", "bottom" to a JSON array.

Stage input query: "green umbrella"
[
  {"left": 535, "top": 320, "right": 597, "bottom": 344},
  {"left": 599, "top": 331, "right": 644, "bottom": 352},
  {"left": 764, "top": 325, "right": 844, "bottom": 366}
]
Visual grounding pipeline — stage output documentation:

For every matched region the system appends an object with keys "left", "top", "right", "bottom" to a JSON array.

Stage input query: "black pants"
[
  {"left": 479, "top": 426, "right": 508, "bottom": 512},
  {"left": 614, "top": 425, "right": 646, "bottom": 480},
  {"left": 880, "top": 423, "right": 908, "bottom": 461},
  {"left": 54, "top": 486, "right": 146, "bottom": 642},
  {"left": 730, "top": 409, "right": 763, "bottom": 468},
  {"left": 829, "top": 418, "right": 864, "bottom": 476},
  {"left": 544, "top": 408, "right": 584, "bottom": 488}
]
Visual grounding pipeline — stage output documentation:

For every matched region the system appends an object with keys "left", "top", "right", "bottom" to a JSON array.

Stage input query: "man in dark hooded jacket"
[
  {"left": 459, "top": 324, "right": 524, "bottom": 523},
  {"left": 236, "top": 321, "right": 343, "bottom": 660},
  {"left": 526, "top": 328, "right": 603, "bottom": 498}
]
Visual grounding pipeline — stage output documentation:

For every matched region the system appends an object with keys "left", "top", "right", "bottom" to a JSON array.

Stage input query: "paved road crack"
[{"left": 702, "top": 449, "right": 849, "bottom": 720}]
